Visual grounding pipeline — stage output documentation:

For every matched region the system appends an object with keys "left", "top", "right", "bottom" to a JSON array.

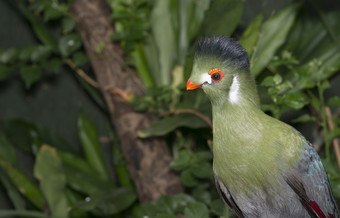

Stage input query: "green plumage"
[{"left": 187, "top": 36, "right": 338, "bottom": 217}]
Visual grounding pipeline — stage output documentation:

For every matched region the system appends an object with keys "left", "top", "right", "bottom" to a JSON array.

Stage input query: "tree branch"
[{"left": 70, "top": 0, "right": 182, "bottom": 202}]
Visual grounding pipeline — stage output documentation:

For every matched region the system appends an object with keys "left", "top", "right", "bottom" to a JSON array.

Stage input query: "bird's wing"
[
  {"left": 215, "top": 175, "right": 244, "bottom": 218},
  {"left": 285, "top": 142, "right": 338, "bottom": 218}
]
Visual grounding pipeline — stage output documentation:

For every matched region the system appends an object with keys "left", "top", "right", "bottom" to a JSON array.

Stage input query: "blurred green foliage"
[{"left": 0, "top": 0, "right": 339, "bottom": 217}]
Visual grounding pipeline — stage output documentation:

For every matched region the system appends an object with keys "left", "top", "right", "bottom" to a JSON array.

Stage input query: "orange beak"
[{"left": 186, "top": 80, "right": 202, "bottom": 90}]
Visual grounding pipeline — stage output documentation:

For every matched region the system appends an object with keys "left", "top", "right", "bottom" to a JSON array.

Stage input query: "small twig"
[
  {"left": 325, "top": 106, "right": 340, "bottom": 170},
  {"left": 161, "top": 109, "right": 213, "bottom": 129},
  {"left": 105, "top": 86, "right": 134, "bottom": 102},
  {"left": 64, "top": 59, "right": 99, "bottom": 88}
]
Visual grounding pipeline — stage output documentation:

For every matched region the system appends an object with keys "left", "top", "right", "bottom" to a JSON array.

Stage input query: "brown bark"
[{"left": 70, "top": 0, "right": 183, "bottom": 202}]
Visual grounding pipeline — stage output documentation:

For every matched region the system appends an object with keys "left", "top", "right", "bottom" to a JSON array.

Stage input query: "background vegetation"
[{"left": 0, "top": 0, "right": 339, "bottom": 217}]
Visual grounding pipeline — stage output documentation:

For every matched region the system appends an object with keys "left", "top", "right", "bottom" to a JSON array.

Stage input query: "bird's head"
[{"left": 187, "top": 36, "right": 256, "bottom": 106}]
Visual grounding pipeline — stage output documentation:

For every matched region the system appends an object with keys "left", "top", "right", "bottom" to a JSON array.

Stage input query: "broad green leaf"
[
  {"left": 328, "top": 96, "right": 340, "bottom": 106},
  {"left": 283, "top": 92, "right": 308, "bottom": 110},
  {"left": 170, "top": 150, "right": 192, "bottom": 171},
  {"left": 34, "top": 146, "right": 68, "bottom": 218},
  {"left": 0, "top": 159, "right": 44, "bottom": 209},
  {"left": 184, "top": 202, "right": 209, "bottom": 218},
  {"left": 151, "top": 0, "right": 175, "bottom": 86},
  {"left": 2, "top": 119, "right": 76, "bottom": 154},
  {"left": 210, "top": 199, "right": 225, "bottom": 216},
  {"left": 0, "top": 169, "right": 26, "bottom": 210},
  {"left": 0, "top": 64, "right": 13, "bottom": 80},
  {"left": 167, "top": 194, "right": 196, "bottom": 213},
  {"left": 19, "top": 65, "right": 42, "bottom": 89},
  {"left": 251, "top": 4, "right": 299, "bottom": 76},
  {"left": 327, "top": 128, "right": 340, "bottom": 143},
  {"left": 59, "top": 33, "right": 82, "bottom": 57},
  {"left": 31, "top": 45, "right": 51, "bottom": 62},
  {"left": 19, "top": 46, "right": 38, "bottom": 62},
  {"left": 58, "top": 151, "right": 100, "bottom": 176},
  {"left": 0, "top": 48, "right": 19, "bottom": 64},
  {"left": 139, "top": 113, "right": 208, "bottom": 138},
  {"left": 78, "top": 113, "right": 108, "bottom": 181},
  {"left": 192, "top": 188, "right": 211, "bottom": 205},
  {"left": 16, "top": 0, "right": 58, "bottom": 51},
  {"left": 73, "top": 189, "right": 137, "bottom": 215},
  {"left": 62, "top": 17, "right": 75, "bottom": 34},
  {"left": 200, "top": 0, "right": 243, "bottom": 37},
  {"left": 43, "top": 2, "right": 68, "bottom": 22},
  {"left": 239, "top": 13, "right": 264, "bottom": 55},
  {"left": 180, "top": 169, "right": 198, "bottom": 187},
  {"left": 63, "top": 162, "right": 113, "bottom": 196},
  {"left": 190, "top": 162, "right": 213, "bottom": 179}
]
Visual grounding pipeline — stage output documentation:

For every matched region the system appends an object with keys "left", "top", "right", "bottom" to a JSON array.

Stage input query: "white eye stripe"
[
  {"left": 229, "top": 74, "right": 240, "bottom": 104},
  {"left": 200, "top": 73, "right": 212, "bottom": 84}
]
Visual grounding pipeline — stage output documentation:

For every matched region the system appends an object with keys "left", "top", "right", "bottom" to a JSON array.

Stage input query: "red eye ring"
[{"left": 209, "top": 68, "right": 224, "bottom": 82}]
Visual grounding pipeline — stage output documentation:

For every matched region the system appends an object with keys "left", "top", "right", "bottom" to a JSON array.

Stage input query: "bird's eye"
[
  {"left": 211, "top": 73, "right": 221, "bottom": 81},
  {"left": 209, "top": 68, "right": 224, "bottom": 82}
]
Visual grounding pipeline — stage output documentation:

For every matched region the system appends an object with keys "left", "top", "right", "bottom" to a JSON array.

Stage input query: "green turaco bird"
[{"left": 186, "top": 36, "right": 339, "bottom": 218}]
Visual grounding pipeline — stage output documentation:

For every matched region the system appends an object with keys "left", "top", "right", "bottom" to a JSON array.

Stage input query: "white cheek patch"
[
  {"left": 229, "top": 74, "right": 240, "bottom": 104},
  {"left": 200, "top": 73, "right": 212, "bottom": 84}
]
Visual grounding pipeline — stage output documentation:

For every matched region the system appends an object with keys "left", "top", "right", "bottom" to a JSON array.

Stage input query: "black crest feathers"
[{"left": 195, "top": 36, "right": 250, "bottom": 70}]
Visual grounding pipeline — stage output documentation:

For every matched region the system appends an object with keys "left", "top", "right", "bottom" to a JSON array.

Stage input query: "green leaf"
[
  {"left": 251, "top": 4, "right": 299, "bottom": 76},
  {"left": 192, "top": 188, "right": 211, "bottom": 205},
  {"left": 19, "top": 65, "right": 43, "bottom": 89},
  {"left": 168, "top": 194, "right": 196, "bottom": 213},
  {"left": 151, "top": 0, "right": 175, "bottom": 86},
  {"left": 63, "top": 162, "right": 113, "bottom": 196},
  {"left": 19, "top": 46, "right": 38, "bottom": 62},
  {"left": 283, "top": 92, "right": 308, "bottom": 110},
  {"left": 73, "top": 189, "right": 137, "bottom": 215},
  {"left": 327, "top": 128, "right": 340, "bottom": 143},
  {"left": 34, "top": 146, "right": 68, "bottom": 217},
  {"left": 16, "top": 0, "right": 58, "bottom": 51},
  {"left": 0, "top": 131, "right": 16, "bottom": 164},
  {"left": 0, "top": 48, "right": 19, "bottom": 64},
  {"left": 59, "top": 33, "right": 82, "bottom": 57},
  {"left": 190, "top": 162, "right": 213, "bottom": 179},
  {"left": 291, "top": 114, "right": 316, "bottom": 123},
  {"left": 131, "top": 42, "right": 154, "bottom": 87},
  {"left": 0, "top": 169, "right": 26, "bottom": 210},
  {"left": 78, "top": 113, "right": 108, "bottom": 181},
  {"left": 180, "top": 169, "right": 198, "bottom": 187},
  {"left": 239, "top": 13, "right": 264, "bottom": 55},
  {"left": 0, "top": 159, "right": 44, "bottom": 209},
  {"left": 62, "top": 16, "right": 75, "bottom": 34},
  {"left": 210, "top": 199, "right": 225, "bottom": 216},
  {"left": 170, "top": 150, "right": 192, "bottom": 171},
  {"left": 139, "top": 113, "right": 208, "bottom": 138},
  {"left": 184, "top": 202, "right": 209, "bottom": 218},
  {"left": 328, "top": 96, "right": 340, "bottom": 106},
  {"left": 31, "top": 45, "right": 52, "bottom": 62},
  {"left": 201, "top": 0, "right": 243, "bottom": 37},
  {"left": 43, "top": 2, "right": 68, "bottom": 22},
  {"left": 0, "top": 64, "right": 13, "bottom": 80}
]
